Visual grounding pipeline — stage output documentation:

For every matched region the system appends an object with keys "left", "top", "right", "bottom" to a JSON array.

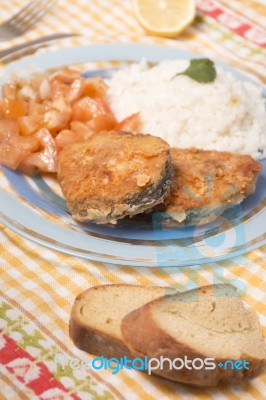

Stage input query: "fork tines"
[{"left": 0, "top": 0, "right": 53, "bottom": 40}]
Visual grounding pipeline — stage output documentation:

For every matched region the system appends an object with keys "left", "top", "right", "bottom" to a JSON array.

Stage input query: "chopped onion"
[
  {"left": 39, "top": 78, "right": 51, "bottom": 100},
  {"left": 19, "top": 85, "right": 36, "bottom": 100}
]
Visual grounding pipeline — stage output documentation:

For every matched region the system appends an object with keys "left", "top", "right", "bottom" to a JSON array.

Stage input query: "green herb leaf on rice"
[{"left": 174, "top": 58, "right": 216, "bottom": 83}]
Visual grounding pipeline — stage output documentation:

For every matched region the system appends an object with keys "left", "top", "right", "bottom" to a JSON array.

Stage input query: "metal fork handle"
[{"left": 0, "top": 33, "right": 80, "bottom": 59}]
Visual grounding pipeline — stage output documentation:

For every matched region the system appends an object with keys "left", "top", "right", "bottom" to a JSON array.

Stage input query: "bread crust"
[
  {"left": 69, "top": 316, "right": 134, "bottom": 359},
  {"left": 69, "top": 284, "right": 172, "bottom": 359},
  {"left": 121, "top": 285, "right": 266, "bottom": 387}
]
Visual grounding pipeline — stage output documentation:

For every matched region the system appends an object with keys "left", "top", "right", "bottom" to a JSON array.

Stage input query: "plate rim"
[
  {"left": 0, "top": 42, "right": 265, "bottom": 267},
  {"left": 1, "top": 42, "right": 264, "bottom": 88}
]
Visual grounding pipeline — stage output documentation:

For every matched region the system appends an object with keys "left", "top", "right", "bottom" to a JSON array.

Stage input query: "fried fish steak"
[
  {"left": 57, "top": 130, "right": 172, "bottom": 224},
  {"left": 163, "top": 148, "right": 262, "bottom": 225}
]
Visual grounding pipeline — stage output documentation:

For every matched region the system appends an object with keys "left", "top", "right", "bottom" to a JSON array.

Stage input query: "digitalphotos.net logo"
[{"left": 54, "top": 353, "right": 250, "bottom": 375}]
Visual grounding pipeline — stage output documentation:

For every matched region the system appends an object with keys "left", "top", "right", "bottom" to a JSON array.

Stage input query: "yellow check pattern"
[{"left": 0, "top": 1, "right": 265, "bottom": 399}]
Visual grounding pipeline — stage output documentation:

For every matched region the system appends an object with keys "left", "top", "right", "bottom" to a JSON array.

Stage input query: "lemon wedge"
[{"left": 133, "top": 0, "right": 196, "bottom": 38}]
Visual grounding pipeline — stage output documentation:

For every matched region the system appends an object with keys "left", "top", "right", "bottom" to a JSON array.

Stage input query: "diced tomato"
[
  {"left": 49, "top": 80, "right": 69, "bottom": 100},
  {"left": 46, "top": 95, "right": 72, "bottom": 115},
  {"left": 0, "top": 135, "right": 38, "bottom": 170},
  {"left": 87, "top": 113, "right": 117, "bottom": 133},
  {"left": 51, "top": 67, "right": 81, "bottom": 84},
  {"left": 0, "top": 119, "right": 39, "bottom": 169},
  {"left": 19, "top": 128, "right": 57, "bottom": 174},
  {"left": 36, "top": 128, "right": 57, "bottom": 172},
  {"left": 42, "top": 110, "right": 70, "bottom": 135},
  {"left": 2, "top": 83, "right": 18, "bottom": 100},
  {"left": 55, "top": 128, "right": 91, "bottom": 150},
  {"left": 18, "top": 152, "right": 51, "bottom": 174},
  {"left": 16, "top": 136, "right": 39, "bottom": 153},
  {"left": 55, "top": 129, "right": 78, "bottom": 150},
  {"left": 0, "top": 98, "right": 27, "bottom": 119},
  {"left": 0, "top": 67, "right": 125, "bottom": 175},
  {"left": 0, "top": 144, "right": 23, "bottom": 169},
  {"left": 82, "top": 77, "right": 108, "bottom": 98},
  {"left": 30, "top": 73, "right": 45, "bottom": 91},
  {"left": 0, "top": 119, "right": 19, "bottom": 141},
  {"left": 56, "top": 118, "right": 106, "bottom": 150},
  {"left": 39, "top": 78, "right": 51, "bottom": 100},
  {"left": 115, "top": 113, "right": 141, "bottom": 132},
  {"left": 18, "top": 102, "right": 48, "bottom": 136},
  {"left": 17, "top": 85, "right": 37, "bottom": 101},
  {"left": 18, "top": 115, "right": 41, "bottom": 136},
  {"left": 48, "top": 68, "right": 83, "bottom": 101},
  {"left": 67, "top": 78, "right": 84, "bottom": 105},
  {"left": 70, "top": 120, "right": 94, "bottom": 136},
  {"left": 96, "top": 98, "right": 113, "bottom": 114},
  {"left": 72, "top": 97, "right": 113, "bottom": 122},
  {"left": 28, "top": 101, "right": 47, "bottom": 115},
  {"left": 72, "top": 97, "right": 93, "bottom": 122}
]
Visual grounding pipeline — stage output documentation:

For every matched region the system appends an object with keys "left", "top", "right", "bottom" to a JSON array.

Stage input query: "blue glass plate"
[{"left": 0, "top": 44, "right": 265, "bottom": 267}]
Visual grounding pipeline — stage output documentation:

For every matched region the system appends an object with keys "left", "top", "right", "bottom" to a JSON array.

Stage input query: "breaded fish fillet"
[
  {"left": 163, "top": 148, "right": 262, "bottom": 225},
  {"left": 57, "top": 131, "right": 172, "bottom": 224}
]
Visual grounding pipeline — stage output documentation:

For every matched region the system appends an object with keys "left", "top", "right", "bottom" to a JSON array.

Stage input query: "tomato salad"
[{"left": 0, "top": 67, "right": 140, "bottom": 174}]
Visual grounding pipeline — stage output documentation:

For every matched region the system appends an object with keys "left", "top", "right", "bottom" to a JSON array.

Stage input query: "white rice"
[{"left": 107, "top": 60, "right": 266, "bottom": 160}]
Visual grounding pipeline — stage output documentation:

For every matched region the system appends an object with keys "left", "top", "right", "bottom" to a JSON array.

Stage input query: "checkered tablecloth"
[{"left": 0, "top": 1, "right": 265, "bottom": 399}]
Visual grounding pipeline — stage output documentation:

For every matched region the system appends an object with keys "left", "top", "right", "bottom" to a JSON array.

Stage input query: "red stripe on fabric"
[
  {"left": 205, "top": 8, "right": 223, "bottom": 18},
  {"left": 233, "top": 24, "right": 250, "bottom": 35},
  {"left": 0, "top": 330, "right": 80, "bottom": 399},
  {"left": 197, "top": 0, "right": 266, "bottom": 47}
]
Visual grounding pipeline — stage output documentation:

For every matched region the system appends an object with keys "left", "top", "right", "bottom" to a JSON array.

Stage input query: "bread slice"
[
  {"left": 121, "top": 284, "right": 266, "bottom": 387},
  {"left": 69, "top": 284, "right": 175, "bottom": 359}
]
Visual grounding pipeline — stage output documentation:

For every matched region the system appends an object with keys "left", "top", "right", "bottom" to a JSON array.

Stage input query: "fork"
[
  {"left": 0, "top": 0, "right": 53, "bottom": 40},
  {"left": 0, "top": 33, "right": 80, "bottom": 61}
]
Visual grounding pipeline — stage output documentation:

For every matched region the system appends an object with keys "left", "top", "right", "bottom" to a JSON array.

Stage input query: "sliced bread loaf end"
[
  {"left": 69, "top": 284, "right": 173, "bottom": 359},
  {"left": 121, "top": 284, "right": 266, "bottom": 386}
]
